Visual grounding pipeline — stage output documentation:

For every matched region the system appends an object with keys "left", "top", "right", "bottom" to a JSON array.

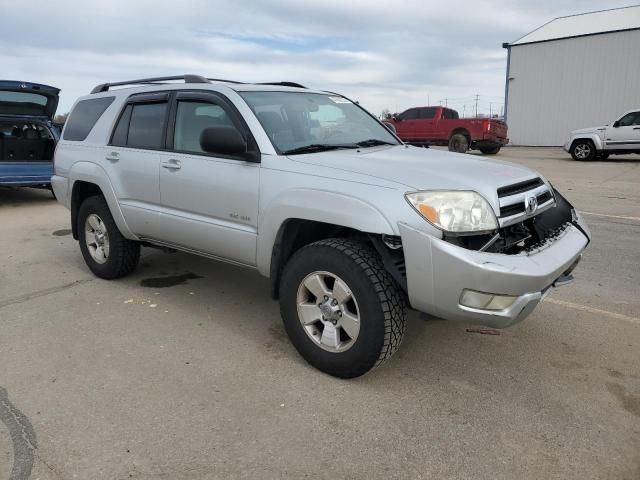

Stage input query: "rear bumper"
[
  {"left": 478, "top": 133, "right": 509, "bottom": 146},
  {"left": 399, "top": 213, "right": 589, "bottom": 328},
  {"left": 50, "top": 175, "right": 71, "bottom": 209}
]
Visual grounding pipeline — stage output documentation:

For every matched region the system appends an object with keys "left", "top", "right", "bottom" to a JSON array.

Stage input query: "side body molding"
[
  {"left": 256, "top": 188, "right": 396, "bottom": 277},
  {"left": 68, "top": 161, "right": 137, "bottom": 240}
]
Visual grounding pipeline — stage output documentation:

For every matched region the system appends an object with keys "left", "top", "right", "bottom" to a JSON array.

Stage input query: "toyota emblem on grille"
[{"left": 525, "top": 196, "right": 538, "bottom": 214}]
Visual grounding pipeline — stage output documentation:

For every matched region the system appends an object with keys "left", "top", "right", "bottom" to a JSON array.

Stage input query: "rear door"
[
  {"left": 414, "top": 107, "right": 439, "bottom": 140},
  {"left": 0, "top": 81, "right": 59, "bottom": 119},
  {"left": 605, "top": 111, "right": 640, "bottom": 151},
  {"left": 105, "top": 92, "right": 168, "bottom": 238},
  {"left": 157, "top": 90, "right": 260, "bottom": 266}
]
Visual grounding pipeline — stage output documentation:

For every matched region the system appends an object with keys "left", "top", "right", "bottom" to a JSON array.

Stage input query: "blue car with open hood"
[{"left": 0, "top": 80, "right": 60, "bottom": 190}]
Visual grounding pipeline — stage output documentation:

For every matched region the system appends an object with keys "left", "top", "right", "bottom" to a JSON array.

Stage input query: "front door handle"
[
  {"left": 633, "top": 127, "right": 640, "bottom": 130},
  {"left": 105, "top": 151, "right": 120, "bottom": 162},
  {"left": 161, "top": 159, "right": 182, "bottom": 170}
]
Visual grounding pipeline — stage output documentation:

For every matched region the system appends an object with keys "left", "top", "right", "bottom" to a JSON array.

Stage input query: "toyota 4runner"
[{"left": 52, "top": 75, "right": 590, "bottom": 378}]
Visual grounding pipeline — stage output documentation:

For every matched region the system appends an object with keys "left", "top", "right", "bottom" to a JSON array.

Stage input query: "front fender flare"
[
  {"left": 256, "top": 188, "right": 396, "bottom": 277},
  {"left": 570, "top": 133, "right": 603, "bottom": 151}
]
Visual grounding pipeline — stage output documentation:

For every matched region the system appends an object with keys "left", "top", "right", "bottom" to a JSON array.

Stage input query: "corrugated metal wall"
[{"left": 506, "top": 29, "right": 640, "bottom": 146}]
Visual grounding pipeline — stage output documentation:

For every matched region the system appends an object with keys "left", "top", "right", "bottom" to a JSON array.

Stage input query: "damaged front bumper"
[{"left": 398, "top": 210, "right": 590, "bottom": 329}]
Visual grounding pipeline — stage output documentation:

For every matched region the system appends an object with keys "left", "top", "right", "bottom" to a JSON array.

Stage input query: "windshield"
[{"left": 239, "top": 91, "right": 400, "bottom": 154}]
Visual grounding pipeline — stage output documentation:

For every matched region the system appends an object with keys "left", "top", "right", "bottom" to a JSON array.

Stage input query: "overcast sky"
[{"left": 0, "top": 0, "right": 635, "bottom": 116}]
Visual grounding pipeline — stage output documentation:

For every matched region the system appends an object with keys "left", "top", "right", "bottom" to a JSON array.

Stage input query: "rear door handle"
[
  {"left": 633, "top": 127, "right": 640, "bottom": 130},
  {"left": 161, "top": 159, "right": 182, "bottom": 170},
  {"left": 105, "top": 151, "right": 120, "bottom": 162}
]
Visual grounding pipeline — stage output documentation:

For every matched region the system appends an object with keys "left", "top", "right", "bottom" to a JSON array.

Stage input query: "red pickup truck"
[{"left": 387, "top": 106, "right": 508, "bottom": 154}]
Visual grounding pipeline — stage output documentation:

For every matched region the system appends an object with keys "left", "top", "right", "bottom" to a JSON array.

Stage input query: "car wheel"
[
  {"left": 279, "top": 238, "right": 407, "bottom": 378},
  {"left": 571, "top": 140, "right": 596, "bottom": 161},
  {"left": 480, "top": 146, "right": 501, "bottom": 155},
  {"left": 448, "top": 133, "right": 469, "bottom": 153},
  {"left": 77, "top": 195, "right": 140, "bottom": 279}
]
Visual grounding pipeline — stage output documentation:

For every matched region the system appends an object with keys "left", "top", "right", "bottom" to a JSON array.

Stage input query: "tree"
[{"left": 379, "top": 108, "right": 392, "bottom": 120}]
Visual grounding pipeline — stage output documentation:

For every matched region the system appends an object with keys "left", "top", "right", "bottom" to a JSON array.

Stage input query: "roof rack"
[
  {"left": 90, "top": 75, "right": 306, "bottom": 94},
  {"left": 257, "top": 82, "right": 307, "bottom": 89},
  {"left": 90, "top": 74, "right": 243, "bottom": 94}
]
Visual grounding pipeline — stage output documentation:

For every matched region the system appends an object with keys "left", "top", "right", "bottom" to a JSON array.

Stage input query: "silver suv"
[
  {"left": 565, "top": 109, "right": 640, "bottom": 160},
  {"left": 52, "top": 75, "right": 590, "bottom": 378}
]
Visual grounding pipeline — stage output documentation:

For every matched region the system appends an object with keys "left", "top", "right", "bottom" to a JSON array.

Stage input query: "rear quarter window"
[{"left": 63, "top": 97, "right": 115, "bottom": 141}]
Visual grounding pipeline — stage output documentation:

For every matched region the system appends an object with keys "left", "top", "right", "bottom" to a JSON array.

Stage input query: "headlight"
[{"left": 405, "top": 190, "right": 498, "bottom": 233}]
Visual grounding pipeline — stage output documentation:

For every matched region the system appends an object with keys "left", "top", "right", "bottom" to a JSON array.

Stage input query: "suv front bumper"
[{"left": 398, "top": 214, "right": 590, "bottom": 328}]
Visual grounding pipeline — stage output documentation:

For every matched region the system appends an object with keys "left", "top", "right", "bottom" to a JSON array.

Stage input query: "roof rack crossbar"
[{"left": 90, "top": 74, "right": 213, "bottom": 94}]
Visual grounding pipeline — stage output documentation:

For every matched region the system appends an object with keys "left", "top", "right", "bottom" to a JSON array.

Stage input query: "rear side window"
[
  {"left": 442, "top": 108, "right": 459, "bottom": 120},
  {"left": 111, "top": 102, "right": 167, "bottom": 149},
  {"left": 63, "top": 97, "right": 115, "bottom": 141},
  {"left": 418, "top": 108, "right": 437, "bottom": 119},
  {"left": 127, "top": 103, "right": 167, "bottom": 148}
]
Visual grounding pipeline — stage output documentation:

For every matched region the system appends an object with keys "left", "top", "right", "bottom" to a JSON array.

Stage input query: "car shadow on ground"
[
  {"left": 0, "top": 187, "right": 56, "bottom": 206},
  {"left": 109, "top": 246, "right": 560, "bottom": 389}
]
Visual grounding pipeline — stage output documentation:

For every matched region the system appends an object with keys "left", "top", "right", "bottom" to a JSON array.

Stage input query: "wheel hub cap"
[
  {"left": 84, "top": 214, "right": 110, "bottom": 264},
  {"left": 296, "top": 271, "right": 360, "bottom": 353}
]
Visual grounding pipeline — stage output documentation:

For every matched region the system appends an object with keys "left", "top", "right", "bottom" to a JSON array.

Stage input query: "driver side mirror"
[
  {"left": 200, "top": 126, "right": 248, "bottom": 157},
  {"left": 612, "top": 120, "right": 620, "bottom": 128}
]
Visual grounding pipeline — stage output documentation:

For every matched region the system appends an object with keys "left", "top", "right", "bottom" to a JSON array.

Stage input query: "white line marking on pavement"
[
  {"left": 544, "top": 298, "right": 640, "bottom": 325},
  {"left": 581, "top": 211, "right": 640, "bottom": 222}
]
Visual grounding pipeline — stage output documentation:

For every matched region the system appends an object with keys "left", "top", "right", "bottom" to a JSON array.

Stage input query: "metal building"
[{"left": 503, "top": 5, "right": 640, "bottom": 146}]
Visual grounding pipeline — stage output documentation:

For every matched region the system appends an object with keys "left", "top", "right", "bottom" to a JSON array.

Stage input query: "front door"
[
  {"left": 158, "top": 91, "right": 260, "bottom": 266},
  {"left": 605, "top": 111, "right": 640, "bottom": 151}
]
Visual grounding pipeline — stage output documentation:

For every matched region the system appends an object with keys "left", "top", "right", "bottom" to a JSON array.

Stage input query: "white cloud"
[{"left": 0, "top": 0, "right": 635, "bottom": 116}]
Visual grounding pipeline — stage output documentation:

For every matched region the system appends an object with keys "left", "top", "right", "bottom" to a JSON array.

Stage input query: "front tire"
[
  {"left": 279, "top": 239, "right": 407, "bottom": 378},
  {"left": 77, "top": 195, "right": 140, "bottom": 279},
  {"left": 570, "top": 140, "right": 596, "bottom": 161},
  {"left": 448, "top": 133, "right": 469, "bottom": 153}
]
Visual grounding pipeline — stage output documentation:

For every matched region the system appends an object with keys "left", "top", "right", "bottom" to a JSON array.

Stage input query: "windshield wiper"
[
  {"left": 355, "top": 139, "right": 396, "bottom": 147},
  {"left": 283, "top": 143, "right": 359, "bottom": 155}
]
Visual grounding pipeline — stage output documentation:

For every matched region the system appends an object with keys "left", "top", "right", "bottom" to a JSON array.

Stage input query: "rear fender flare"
[{"left": 69, "top": 161, "right": 136, "bottom": 239}]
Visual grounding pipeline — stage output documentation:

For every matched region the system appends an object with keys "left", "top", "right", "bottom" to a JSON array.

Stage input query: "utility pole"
[
  {"left": 462, "top": 105, "right": 466, "bottom": 118},
  {"left": 474, "top": 94, "right": 479, "bottom": 118}
]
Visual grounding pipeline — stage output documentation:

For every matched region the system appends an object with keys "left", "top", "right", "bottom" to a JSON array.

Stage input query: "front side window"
[
  {"left": 63, "top": 97, "right": 115, "bottom": 141},
  {"left": 126, "top": 102, "right": 167, "bottom": 149},
  {"left": 240, "top": 91, "right": 399, "bottom": 154},
  {"left": 400, "top": 109, "right": 419, "bottom": 120},
  {"left": 618, "top": 111, "right": 640, "bottom": 127},
  {"left": 174, "top": 101, "right": 234, "bottom": 154}
]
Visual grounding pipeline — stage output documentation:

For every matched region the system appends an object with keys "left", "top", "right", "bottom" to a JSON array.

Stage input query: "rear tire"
[
  {"left": 448, "top": 133, "right": 469, "bottom": 153},
  {"left": 77, "top": 195, "right": 140, "bottom": 279},
  {"left": 570, "top": 140, "right": 596, "bottom": 161},
  {"left": 480, "top": 146, "right": 501, "bottom": 155},
  {"left": 279, "top": 238, "right": 407, "bottom": 378}
]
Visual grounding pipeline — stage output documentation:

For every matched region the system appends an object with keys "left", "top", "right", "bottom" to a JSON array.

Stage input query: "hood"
[
  {"left": 0, "top": 80, "right": 60, "bottom": 119},
  {"left": 571, "top": 125, "right": 607, "bottom": 135},
  {"left": 290, "top": 145, "right": 540, "bottom": 206}
]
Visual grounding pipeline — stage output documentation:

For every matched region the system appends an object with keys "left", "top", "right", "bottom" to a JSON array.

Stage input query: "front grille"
[
  {"left": 499, "top": 191, "right": 553, "bottom": 218},
  {"left": 497, "top": 178, "right": 544, "bottom": 198}
]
